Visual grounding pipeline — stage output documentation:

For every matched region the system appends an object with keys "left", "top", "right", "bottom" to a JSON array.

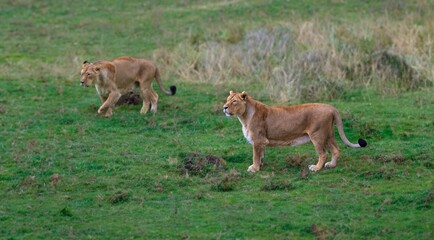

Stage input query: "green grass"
[{"left": 1, "top": 0, "right": 433, "bottom": 239}]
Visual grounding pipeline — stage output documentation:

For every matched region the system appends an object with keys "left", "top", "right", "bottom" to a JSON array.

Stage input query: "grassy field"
[{"left": 1, "top": 0, "right": 433, "bottom": 239}]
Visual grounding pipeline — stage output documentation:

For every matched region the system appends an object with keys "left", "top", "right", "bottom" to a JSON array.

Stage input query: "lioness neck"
[{"left": 237, "top": 98, "right": 259, "bottom": 126}]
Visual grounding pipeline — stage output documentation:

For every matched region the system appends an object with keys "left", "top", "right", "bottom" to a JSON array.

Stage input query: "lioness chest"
[
  {"left": 242, "top": 126, "right": 253, "bottom": 144},
  {"left": 95, "top": 84, "right": 110, "bottom": 97}
]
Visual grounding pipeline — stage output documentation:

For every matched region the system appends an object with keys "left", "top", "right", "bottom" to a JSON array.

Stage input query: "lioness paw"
[
  {"left": 140, "top": 106, "right": 149, "bottom": 114},
  {"left": 247, "top": 165, "right": 259, "bottom": 173},
  {"left": 324, "top": 162, "right": 336, "bottom": 168},
  {"left": 308, "top": 165, "right": 320, "bottom": 172},
  {"left": 98, "top": 107, "right": 112, "bottom": 117}
]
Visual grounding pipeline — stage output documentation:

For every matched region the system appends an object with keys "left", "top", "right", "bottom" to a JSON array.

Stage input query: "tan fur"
[
  {"left": 223, "top": 91, "right": 367, "bottom": 172},
  {"left": 80, "top": 56, "right": 176, "bottom": 117}
]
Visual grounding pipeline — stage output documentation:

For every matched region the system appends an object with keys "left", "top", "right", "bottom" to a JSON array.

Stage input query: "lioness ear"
[
  {"left": 229, "top": 90, "right": 234, "bottom": 95},
  {"left": 240, "top": 91, "right": 248, "bottom": 100},
  {"left": 83, "top": 61, "right": 89, "bottom": 64}
]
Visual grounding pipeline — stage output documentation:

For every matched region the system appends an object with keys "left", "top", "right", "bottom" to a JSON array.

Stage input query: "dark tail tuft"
[
  {"left": 170, "top": 85, "right": 177, "bottom": 95},
  {"left": 358, "top": 138, "right": 367, "bottom": 148}
]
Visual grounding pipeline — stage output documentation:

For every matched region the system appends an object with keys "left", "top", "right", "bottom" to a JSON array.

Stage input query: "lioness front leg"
[
  {"left": 96, "top": 95, "right": 112, "bottom": 117},
  {"left": 98, "top": 105, "right": 113, "bottom": 117},
  {"left": 98, "top": 92, "right": 121, "bottom": 117},
  {"left": 248, "top": 143, "right": 266, "bottom": 173}
]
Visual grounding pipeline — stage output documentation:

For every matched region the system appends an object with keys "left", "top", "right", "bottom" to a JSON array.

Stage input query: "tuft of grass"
[
  {"left": 60, "top": 207, "right": 73, "bottom": 217},
  {"left": 421, "top": 187, "right": 434, "bottom": 208},
  {"left": 108, "top": 191, "right": 130, "bottom": 205},
  {"left": 286, "top": 154, "right": 309, "bottom": 168},
  {"left": 179, "top": 152, "right": 226, "bottom": 177},
  {"left": 261, "top": 178, "right": 294, "bottom": 191},
  {"left": 309, "top": 224, "right": 334, "bottom": 240},
  {"left": 209, "top": 169, "right": 241, "bottom": 192},
  {"left": 360, "top": 169, "right": 397, "bottom": 180},
  {"left": 374, "top": 154, "right": 406, "bottom": 164}
]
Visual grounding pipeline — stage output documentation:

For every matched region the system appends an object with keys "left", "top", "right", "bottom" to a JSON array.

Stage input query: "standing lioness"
[
  {"left": 223, "top": 91, "right": 367, "bottom": 172},
  {"left": 80, "top": 56, "right": 176, "bottom": 117}
]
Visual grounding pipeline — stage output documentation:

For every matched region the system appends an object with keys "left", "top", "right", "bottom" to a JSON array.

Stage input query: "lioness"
[
  {"left": 223, "top": 91, "right": 367, "bottom": 172},
  {"left": 80, "top": 56, "right": 176, "bottom": 117}
]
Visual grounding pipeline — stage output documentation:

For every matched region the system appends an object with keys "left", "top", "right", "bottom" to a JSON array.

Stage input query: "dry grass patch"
[{"left": 155, "top": 12, "right": 433, "bottom": 102}]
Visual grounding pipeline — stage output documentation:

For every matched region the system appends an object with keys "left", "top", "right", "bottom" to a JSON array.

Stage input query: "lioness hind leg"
[
  {"left": 308, "top": 138, "right": 329, "bottom": 172},
  {"left": 260, "top": 149, "right": 265, "bottom": 167},
  {"left": 149, "top": 90, "right": 159, "bottom": 113},
  {"left": 140, "top": 90, "right": 151, "bottom": 114},
  {"left": 140, "top": 100, "right": 151, "bottom": 114},
  {"left": 325, "top": 138, "right": 341, "bottom": 168}
]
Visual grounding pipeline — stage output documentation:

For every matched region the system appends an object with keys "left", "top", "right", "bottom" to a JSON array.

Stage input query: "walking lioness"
[
  {"left": 223, "top": 91, "right": 367, "bottom": 172},
  {"left": 80, "top": 57, "right": 176, "bottom": 117}
]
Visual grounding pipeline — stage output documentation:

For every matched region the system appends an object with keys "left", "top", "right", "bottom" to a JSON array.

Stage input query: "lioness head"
[
  {"left": 223, "top": 91, "right": 248, "bottom": 116},
  {"left": 80, "top": 61, "right": 100, "bottom": 87}
]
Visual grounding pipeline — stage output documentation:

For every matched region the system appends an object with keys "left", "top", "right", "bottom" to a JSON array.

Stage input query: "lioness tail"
[
  {"left": 155, "top": 67, "right": 176, "bottom": 96},
  {"left": 333, "top": 110, "right": 367, "bottom": 148}
]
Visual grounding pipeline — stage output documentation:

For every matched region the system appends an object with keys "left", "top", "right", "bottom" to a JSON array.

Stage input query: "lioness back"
[
  {"left": 266, "top": 103, "right": 336, "bottom": 136},
  {"left": 112, "top": 57, "right": 157, "bottom": 82}
]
